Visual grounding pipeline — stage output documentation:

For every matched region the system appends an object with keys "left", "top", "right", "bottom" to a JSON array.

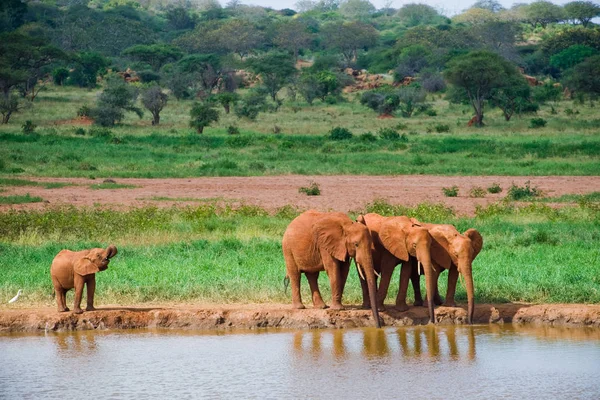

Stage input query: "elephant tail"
[{"left": 283, "top": 275, "right": 290, "bottom": 294}]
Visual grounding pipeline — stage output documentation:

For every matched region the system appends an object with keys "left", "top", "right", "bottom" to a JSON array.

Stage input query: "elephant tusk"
[
  {"left": 374, "top": 270, "right": 381, "bottom": 278},
  {"left": 356, "top": 262, "right": 366, "bottom": 281},
  {"left": 418, "top": 261, "right": 422, "bottom": 275}
]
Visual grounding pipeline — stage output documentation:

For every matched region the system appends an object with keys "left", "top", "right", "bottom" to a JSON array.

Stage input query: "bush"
[
  {"left": 137, "top": 70, "right": 161, "bottom": 83},
  {"left": 529, "top": 118, "right": 547, "bottom": 129},
  {"left": 434, "top": 124, "right": 450, "bottom": 133},
  {"left": 77, "top": 105, "right": 92, "bottom": 117},
  {"left": 360, "top": 90, "right": 400, "bottom": 116},
  {"left": 299, "top": 181, "right": 321, "bottom": 196},
  {"left": 469, "top": 187, "right": 486, "bottom": 198},
  {"left": 74, "top": 128, "right": 86, "bottom": 136},
  {"left": 420, "top": 71, "right": 446, "bottom": 93},
  {"left": 328, "top": 127, "right": 353, "bottom": 140},
  {"left": 92, "top": 75, "right": 142, "bottom": 127},
  {"left": 52, "top": 67, "right": 69, "bottom": 86},
  {"left": 189, "top": 102, "right": 219, "bottom": 134},
  {"left": 141, "top": 85, "right": 168, "bottom": 126},
  {"left": 442, "top": 186, "right": 459, "bottom": 197},
  {"left": 398, "top": 85, "right": 427, "bottom": 118},
  {"left": 360, "top": 132, "right": 378, "bottom": 142},
  {"left": 487, "top": 183, "right": 502, "bottom": 194},
  {"left": 507, "top": 181, "right": 542, "bottom": 200},
  {"left": 227, "top": 125, "right": 240, "bottom": 135},
  {"left": 21, "top": 120, "right": 36, "bottom": 135},
  {"left": 234, "top": 88, "right": 267, "bottom": 120}
]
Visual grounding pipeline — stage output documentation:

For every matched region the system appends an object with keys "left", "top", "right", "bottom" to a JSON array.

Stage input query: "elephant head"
[
  {"left": 378, "top": 217, "right": 437, "bottom": 323},
  {"left": 74, "top": 245, "right": 118, "bottom": 276},
  {"left": 313, "top": 216, "right": 380, "bottom": 328},
  {"left": 428, "top": 226, "right": 483, "bottom": 324}
]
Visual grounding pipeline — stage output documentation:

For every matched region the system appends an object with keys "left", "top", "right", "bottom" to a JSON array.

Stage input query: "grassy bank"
[
  {"left": 1, "top": 201, "right": 599, "bottom": 307},
  {"left": 1, "top": 86, "right": 600, "bottom": 177}
]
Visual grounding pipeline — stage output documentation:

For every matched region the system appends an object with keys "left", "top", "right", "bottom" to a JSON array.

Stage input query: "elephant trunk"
[
  {"left": 106, "top": 245, "right": 118, "bottom": 259},
  {"left": 461, "top": 261, "right": 475, "bottom": 324},
  {"left": 417, "top": 242, "right": 436, "bottom": 324},
  {"left": 358, "top": 259, "right": 381, "bottom": 328}
]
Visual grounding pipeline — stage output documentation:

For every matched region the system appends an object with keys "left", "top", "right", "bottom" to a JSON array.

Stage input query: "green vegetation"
[
  {"left": 442, "top": 186, "right": 459, "bottom": 197},
  {"left": 0, "top": 193, "right": 43, "bottom": 205},
  {"left": 1, "top": 201, "right": 598, "bottom": 306},
  {"left": 0, "top": 178, "right": 73, "bottom": 189},
  {"left": 298, "top": 181, "right": 321, "bottom": 196},
  {"left": 89, "top": 183, "right": 137, "bottom": 190}
]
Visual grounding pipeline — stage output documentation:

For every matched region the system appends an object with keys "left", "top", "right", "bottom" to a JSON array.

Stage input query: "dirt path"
[
  {"left": 3, "top": 175, "right": 600, "bottom": 215},
  {"left": 2, "top": 303, "right": 600, "bottom": 333}
]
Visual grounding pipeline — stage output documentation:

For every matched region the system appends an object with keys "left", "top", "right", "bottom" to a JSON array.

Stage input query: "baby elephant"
[{"left": 50, "top": 245, "right": 117, "bottom": 314}]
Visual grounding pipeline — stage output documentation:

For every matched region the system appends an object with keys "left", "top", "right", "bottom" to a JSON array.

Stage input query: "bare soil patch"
[
  {"left": 1, "top": 303, "right": 599, "bottom": 333},
  {"left": 2, "top": 175, "right": 600, "bottom": 215}
]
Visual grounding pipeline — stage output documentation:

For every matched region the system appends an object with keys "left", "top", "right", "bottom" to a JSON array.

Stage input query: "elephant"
[
  {"left": 409, "top": 221, "right": 483, "bottom": 324},
  {"left": 50, "top": 245, "right": 118, "bottom": 314},
  {"left": 282, "top": 210, "right": 381, "bottom": 328},
  {"left": 357, "top": 213, "right": 437, "bottom": 324}
]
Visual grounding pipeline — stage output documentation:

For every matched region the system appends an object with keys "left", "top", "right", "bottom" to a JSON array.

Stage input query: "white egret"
[{"left": 8, "top": 289, "right": 23, "bottom": 304}]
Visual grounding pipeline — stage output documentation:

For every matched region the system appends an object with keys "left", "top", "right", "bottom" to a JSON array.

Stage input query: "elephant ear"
[
  {"left": 379, "top": 220, "right": 409, "bottom": 261},
  {"left": 428, "top": 228, "right": 453, "bottom": 270},
  {"left": 356, "top": 215, "right": 366, "bottom": 225},
  {"left": 464, "top": 229, "right": 483, "bottom": 259},
  {"left": 74, "top": 254, "right": 100, "bottom": 276},
  {"left": 313, "top": 217, "right": 347, "bottom": 262},
  {"left": 106, "top": 245, "right": 118, "bottom": 259}
]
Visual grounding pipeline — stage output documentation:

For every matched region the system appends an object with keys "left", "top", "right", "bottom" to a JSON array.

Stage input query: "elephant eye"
[{"left": 355, "top": 242, "right": 359, "bottom": 247}]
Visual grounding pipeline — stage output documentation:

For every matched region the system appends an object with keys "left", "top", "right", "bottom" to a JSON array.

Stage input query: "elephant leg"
[
  {"left": 395, "top": 260, "right": 412, "bottom": 312},
  {"left": 73, "top": 275, "right": 85, "bottom": 314},
  {"left": 323, "top": 257, "right": 344, "bottom": 310},
  {"left": 306, "top": 272, "right": 326, "bottom": 309},
  {"left": 376, "top": 254, "right": 397, "bottom": 311},
  {"left": 444, "top": 267, "right": 458, "bottom": 307},
  {"left": 52, "top": 277, "right": 69, "bottom": 312},
  {"left": 410, "top": 258, "right": 424, "bottom": 307},
  {"left": 86, "top": 275, "right": 96, "bottom": 311},
  {"left": 284, "top": 252, "right": 305, "bottom": 309}
]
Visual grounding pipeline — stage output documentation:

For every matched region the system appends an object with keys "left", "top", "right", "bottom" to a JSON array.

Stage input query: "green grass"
[
  {"left": 0, "top": 85, "right": 599, "bottom": 177},
  {"left": 1, "top": 201, "right": 598, "bottom": 307},
  {"left": 89, "top": 183, "right": 137, "bottom": 190},
  {"left": 0, "top": 193, "right": 43, "bottom": 205},
  {"left": 0, "top": 178, "right": 73, "bottom": 189}
]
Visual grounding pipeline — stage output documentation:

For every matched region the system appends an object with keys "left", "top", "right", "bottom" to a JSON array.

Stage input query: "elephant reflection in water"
[
  {"left": 292, "top": 330, "right": 348, "bottom": 361},
  {"left": 54, "top": 331, "right": 99, "bottom": 357},
  {"left": 362, "top": 328, "right": 391, "bottom": 358},
  {"left": 396, "top": 327, "right": 476, "bottom": 361}
]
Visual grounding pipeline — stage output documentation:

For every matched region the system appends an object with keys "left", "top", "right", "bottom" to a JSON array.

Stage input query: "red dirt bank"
[{"left": 1, "top": 303, "right": 600, "bottom": 333}]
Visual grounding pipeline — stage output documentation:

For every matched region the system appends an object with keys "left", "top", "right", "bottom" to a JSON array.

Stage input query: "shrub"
[
  {"left": 529, "top": 118, "right": 547, "bottom": 129},
  {"left": 442, "top": 186, "right": 459, "bottom": 197},
  {"left": 487, "top": 183, "right": 502, "bottom": 194},
  {"left": 420, "top": 71, "right": 446, "bottom": 93},
  {"left": 92, "top": 75, "right": 143, "bottom": 127},
  {"left": 74, "top": 128, "right": 86, "bottom": 136},
  {"left": 21, "top": 120, "right": 36, "bottom": 135},
  {"left": 137, "top": 70, "right": 161, "bottom": 83},
  {"left": 234, "top": 88, "right": 267, "bottom": 120},
  {"left": 328, "top": 127, "right": 353, "bottom": 140},
  {"left": 378, "top": 127, "right": 400, "bottom": 140},
  {"left": 469, "top": 186, "right": 486, "bottom": 198},
  {"left": 398, "top": 85, "right": 427, "bottom": 118},
  {"left": 395, "top": 122, "right": 408, "bottom": 130},
  {"left": 52, "top": 67, "right": 69, "bottom": 86},
  {"left": 360, "top": 90, "right": 400, "bottom": 116},
  {"left": 227, "top": 125, "right": 240, "bottom": 135},
  {"left": 189, "top": 102, "right": 219, "bottom": 134},
  {"left": 89, "top": 127, "right": 112, "bottom": 137},
  {"left": 507, "top": 181, "right": 542, "bottom": 200},
  {"left": 360, "top": 132, "right": 378, "bottom": 142},
  {"left": 299, "top": 181, "right": 321, "bottom": 196},
  {"left": 77, "top": 105, "right": 92, "bottom": 117},
  {"left": 434, "top": 124, "right": 450, "bottom": 133}
]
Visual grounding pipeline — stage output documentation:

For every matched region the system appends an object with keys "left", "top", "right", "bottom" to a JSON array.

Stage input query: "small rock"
[{"left": 103, "top": 179, "right": 117, "bottom": 184}]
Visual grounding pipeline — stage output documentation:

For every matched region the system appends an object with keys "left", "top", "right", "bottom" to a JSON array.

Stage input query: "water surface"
[{"left": 1, "top": 325, "right": 599, "bottom": 399}]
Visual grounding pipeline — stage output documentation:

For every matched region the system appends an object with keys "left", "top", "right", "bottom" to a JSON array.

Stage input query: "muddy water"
[{"left": 1, "top": 325, "right": 599, "bottom": 399}]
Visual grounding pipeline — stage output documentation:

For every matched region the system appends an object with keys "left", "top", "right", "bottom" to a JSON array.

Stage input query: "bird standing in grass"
[{"left": 8, "top": 289, "right": 23, "bottom": 304}]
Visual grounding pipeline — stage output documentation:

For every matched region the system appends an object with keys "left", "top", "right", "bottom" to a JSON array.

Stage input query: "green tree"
[
  {"left": 247, "top": 52, "right": 297, "bottom": 103},
  {"left": 550, "top": 45, "right": 598, "bottom": 70},
  {"left": 445, "top": 51, "right": 520, "bottom": 126},
  {"left": 93, "top": 75, "right": 143, "bottom": 127},
  {"left": 273, "top": 19, "right": 313, "bottom": 62},
  {"left": 121, "top": 44, "right": 183, "bottom": 71},
  {"left": 211, "top": 92, "right": 239, "bottom": 114},
  {"left": 564, "top": 55, "right": 600, "bottom": 100},
  {"left": 339, "top": 0, "right": 376, "bottom": 20},
  {"left": 360, "top": 90, "right": 400, "bottom": 116},
  {"left": 217, "top": 19, "right": 265, "bottom": 59},
  {"left": 69, "top": 52, "right": 109, "bottom": 88},
  {"left": 490, "top": 75, "right": 535, "bottom": 121},
  {"left": 470, "top": 0, "right": 505, "bottom": 12},
  {"left": 523, "top": 1, "right": 565, "bottom": 28},
  {"left": 165, "top": 6, "right": 197, "bottom": 30},
  {"left": 541, "top": 27, "right": 600, "bottom": 56},
  {"left": 396, "top": 4, "right": 444, "bottom": 27},
  {"left": 52, "top": 68, "right": 70, "bottom": 86},
  {"left": 141, "top": 84, "right": 168, "bottom": 126},
  {"left": 190, "top": 101, "right": 219, "bottom": 134},
  {"left": 454, "top": 8, "right": 499, "bottom": 24},
  {"left": 234, "top": 87, "right": 268, "bottom": 120},
  {"left": 321, "top": 21, "right": 378, "bottom": 62},
  {"left": 0, "top": 0, "right": 27, "bottom": 33},
  {"left": 564, "top": 1, "right": 600, "bottom": 27},
  {"left": 397, "top": 85, "right": 427, "bottom": 117}
]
